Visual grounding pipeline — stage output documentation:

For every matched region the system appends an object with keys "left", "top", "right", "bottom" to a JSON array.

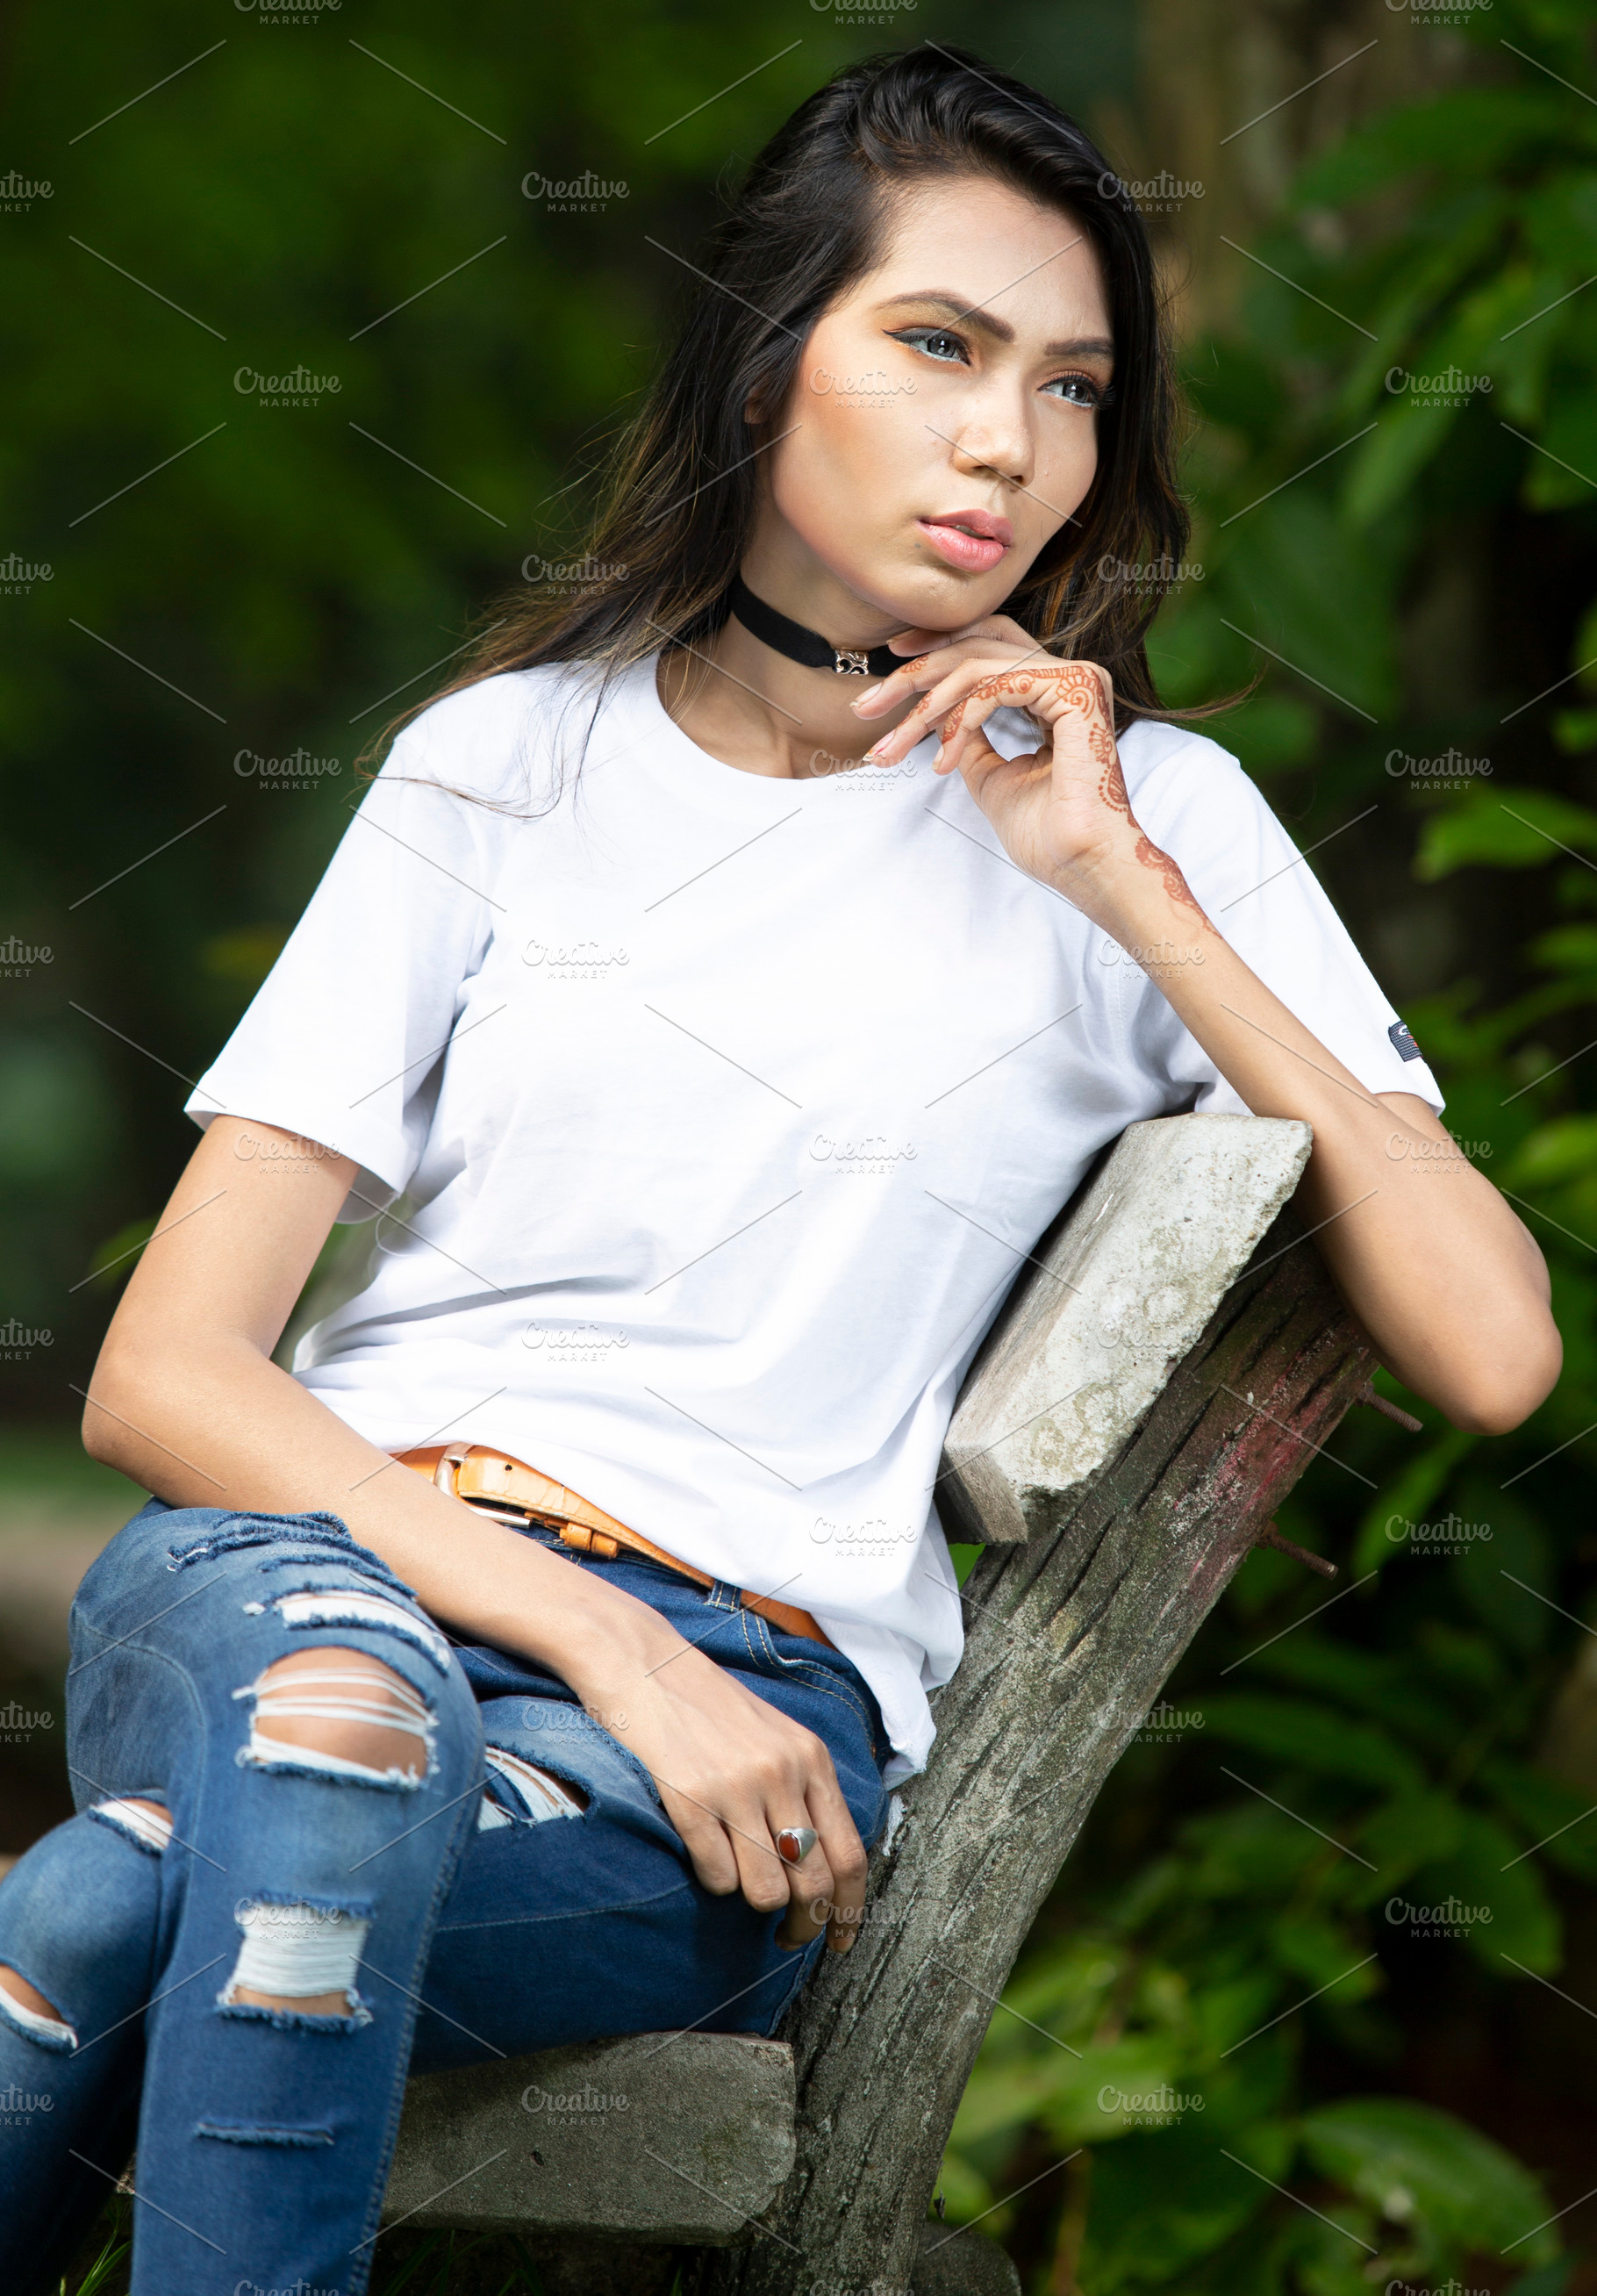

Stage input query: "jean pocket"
[{"left": 737, "top": 1611, "right": 879, "bottom": 1740}]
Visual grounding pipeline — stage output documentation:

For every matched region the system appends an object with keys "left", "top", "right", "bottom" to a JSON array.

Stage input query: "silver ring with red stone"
[{"left": 775, "top": 1826, "right": 818, "bottom": 1866}]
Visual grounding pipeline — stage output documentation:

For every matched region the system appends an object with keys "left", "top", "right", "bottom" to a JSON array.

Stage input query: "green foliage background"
[{"left": 4, "top": 2, "right": 1597, "bottom": 2291}]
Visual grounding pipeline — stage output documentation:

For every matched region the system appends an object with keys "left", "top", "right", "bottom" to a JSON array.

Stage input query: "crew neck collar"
[{"left": 606, "top": 649, "right": 935, "bottom": 820}]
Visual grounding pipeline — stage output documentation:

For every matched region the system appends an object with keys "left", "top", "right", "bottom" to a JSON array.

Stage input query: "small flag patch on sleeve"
[{"left": 1388, "top": 1020, "right": 1423, "bottom": 1062}]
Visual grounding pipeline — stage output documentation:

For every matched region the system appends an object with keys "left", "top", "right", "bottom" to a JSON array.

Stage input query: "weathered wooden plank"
[
  {"left": 383, "top": 2032, "right": 795, "bottom": 2243},
  {"left": 940, "top": 1114, "right": 1313, "bottom": 1543}
]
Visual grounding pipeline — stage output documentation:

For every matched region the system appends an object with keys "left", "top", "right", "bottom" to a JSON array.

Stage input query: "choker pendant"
[{"left": 728, "top": 574, "right": 906, "bottom": 683}]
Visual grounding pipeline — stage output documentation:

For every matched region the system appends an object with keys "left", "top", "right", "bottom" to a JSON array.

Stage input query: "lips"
[{"left": 916, "top": 510, "right": 1013, "bottom": 573}]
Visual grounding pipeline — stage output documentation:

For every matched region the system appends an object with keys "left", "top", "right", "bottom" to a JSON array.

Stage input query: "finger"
[
  {"left": 849, "top": 629, "right": 1039, "bottom": 719},
  {"left": 727, "top": 1798, "right": 815, "bottom": 1923},
  {"left": 848, "top": 643, "right": 970, "bottom": 721},
  {"left": 858, "top": 657, "right": 1003, "bottom": 764},
  {"left": 770, "top": 1760, "right": 867, "bottom": 1953},
  {"left": 936, "top": 661, "right": 1113, "bottom": 778},
  {"left": 653, "top": 1767, "right": 792, "bottom": 1908},
  {"left": 773, "top": 1819, "right": 835, "bottom": 1952},
  {"left": 655, "top": 1784, "right": 742, "bottom": 1897},
  {"left": 806, "top": 1776, "right": 868, "bottom": 1953}
]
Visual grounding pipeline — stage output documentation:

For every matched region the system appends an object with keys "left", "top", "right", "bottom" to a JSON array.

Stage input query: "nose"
[{"left": 934, "top": 390, "right": 1034, "bottom": 496}]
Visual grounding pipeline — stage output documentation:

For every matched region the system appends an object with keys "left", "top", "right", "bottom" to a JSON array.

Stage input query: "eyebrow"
[{"left": 876, "top": 291, "right": 1114, "bottom": 362}]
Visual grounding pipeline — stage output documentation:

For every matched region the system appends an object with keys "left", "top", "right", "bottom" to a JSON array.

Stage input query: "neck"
[{"left": 661, "top": 563, "right": 923, "bottom": 782}]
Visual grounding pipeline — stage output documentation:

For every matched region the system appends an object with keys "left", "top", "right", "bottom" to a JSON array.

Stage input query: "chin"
[{"left": 861, "top": 555, "right": 1011, "bottom": 632}]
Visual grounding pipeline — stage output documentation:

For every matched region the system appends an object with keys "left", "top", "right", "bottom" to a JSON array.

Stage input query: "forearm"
[
  {"left": 84, "top": 1328, "right": 688, "bottom": 1701},
  {"left": 1071, "top": 850, "right": 1559, "bottom": 1430}
]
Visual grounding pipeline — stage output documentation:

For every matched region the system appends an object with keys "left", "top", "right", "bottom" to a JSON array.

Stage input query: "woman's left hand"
[{"left": 852, "top": 614, "right": 1154, "bottom": 921}]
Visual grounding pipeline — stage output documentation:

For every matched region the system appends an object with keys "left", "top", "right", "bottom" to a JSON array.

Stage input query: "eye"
[
  {"left": 1045, "top": 372, "right": 1112, "bottom": 408},
  {"left": 887, "top": 326, "right": 970, "bottom": 366}
]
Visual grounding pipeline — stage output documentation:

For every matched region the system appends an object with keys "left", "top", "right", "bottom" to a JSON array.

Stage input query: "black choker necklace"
[{"left": 728, "top": 575, "right": 906, "bottom": 680}]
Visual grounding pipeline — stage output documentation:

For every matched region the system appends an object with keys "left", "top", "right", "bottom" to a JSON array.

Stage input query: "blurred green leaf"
[
  {"left": 1300, "top": 2097, "right": 1559, "bottom": 2265},
  {"left": 1415, "top": 792, "right": 1597, "bottom": 880}
]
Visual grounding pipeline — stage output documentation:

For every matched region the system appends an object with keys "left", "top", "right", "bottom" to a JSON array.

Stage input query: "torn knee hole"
[
  {"left": 0, "top": 1964, "right": 76, "bottom": 2048},
  {"left": 90, "top": 1797, "right": 173, "bottom": 1855},
  {"left": 219, "top": 1901, "right": 372, "bottom": 2024},
  {"left": 234, "top": 1647, "right": 434, "bottom": 1788},
  {"left": 476, "top": 1746, "right": 588, "bottom": 1829}
]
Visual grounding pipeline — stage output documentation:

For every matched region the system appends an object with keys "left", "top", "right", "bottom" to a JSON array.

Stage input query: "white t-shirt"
[{"left": 188, "top": 652, "right": 1443, "bottom": 1782}]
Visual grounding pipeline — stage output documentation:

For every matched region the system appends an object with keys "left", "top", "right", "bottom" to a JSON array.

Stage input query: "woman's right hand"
[{"left": 568, "top": 1603, "right": 870, "bottom": 1954}]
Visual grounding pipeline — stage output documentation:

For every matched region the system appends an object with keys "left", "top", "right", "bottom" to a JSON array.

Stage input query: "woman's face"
[{"left": 753, "top": 173, "right": 1114, "bottom": 633}]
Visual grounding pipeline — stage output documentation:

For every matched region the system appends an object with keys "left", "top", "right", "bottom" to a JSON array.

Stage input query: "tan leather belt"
[{"left": 397, "top": 1445, "right": 834, "bottom": 1650}]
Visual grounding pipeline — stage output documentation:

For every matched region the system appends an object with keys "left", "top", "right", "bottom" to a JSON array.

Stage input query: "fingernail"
[
  {"left": 931, "top": 743, "right": 943, "bottom": 767},
  {"left": 849, "top": 684, "right": 884, "bottom": 711},
  {"left": 863, "top": 741, "right": 891, "bottom": 763}
]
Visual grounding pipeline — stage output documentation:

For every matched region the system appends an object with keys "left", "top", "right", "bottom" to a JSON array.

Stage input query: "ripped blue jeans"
[{"left": 0, "top": 1499, "right": 891, "bottom": 2296}]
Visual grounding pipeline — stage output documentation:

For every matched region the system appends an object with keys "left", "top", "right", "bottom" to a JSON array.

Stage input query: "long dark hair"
[{"left": 376, "top": 45, "right": 1218, "bottom": 776}]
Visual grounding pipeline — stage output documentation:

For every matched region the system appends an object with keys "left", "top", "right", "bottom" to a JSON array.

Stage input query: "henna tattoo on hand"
[
  {"left": 1135, "top": 834, "right": 1209, "bottom": 923},
  {"left": 970, "top": 664, "right": 1106, "bottom": 715},
  {"left": 928, "top": 657, "right": 1213, "bottom": 938}
]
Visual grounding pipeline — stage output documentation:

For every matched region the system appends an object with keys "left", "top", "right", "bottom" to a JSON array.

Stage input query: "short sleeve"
[
  {"left": 185, "top": 678, "right": 534, "bottom": 1221},
  {"left": 1114, "top": 725, "right": 1445, "bottom": 1118}
]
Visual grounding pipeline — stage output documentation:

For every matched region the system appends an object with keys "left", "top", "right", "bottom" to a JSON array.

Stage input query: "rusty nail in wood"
[
  {"left": 1257, "top": 1520, "right": 1338, "bottom": 1579},
  {"left": 1355, "top": 1378, "right": 1422, "bottom": 1433}
]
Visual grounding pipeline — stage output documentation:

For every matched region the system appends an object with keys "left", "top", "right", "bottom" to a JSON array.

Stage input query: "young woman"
[{"left": 0, "top": 45, "right": 1558, "bottom": 2296}]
